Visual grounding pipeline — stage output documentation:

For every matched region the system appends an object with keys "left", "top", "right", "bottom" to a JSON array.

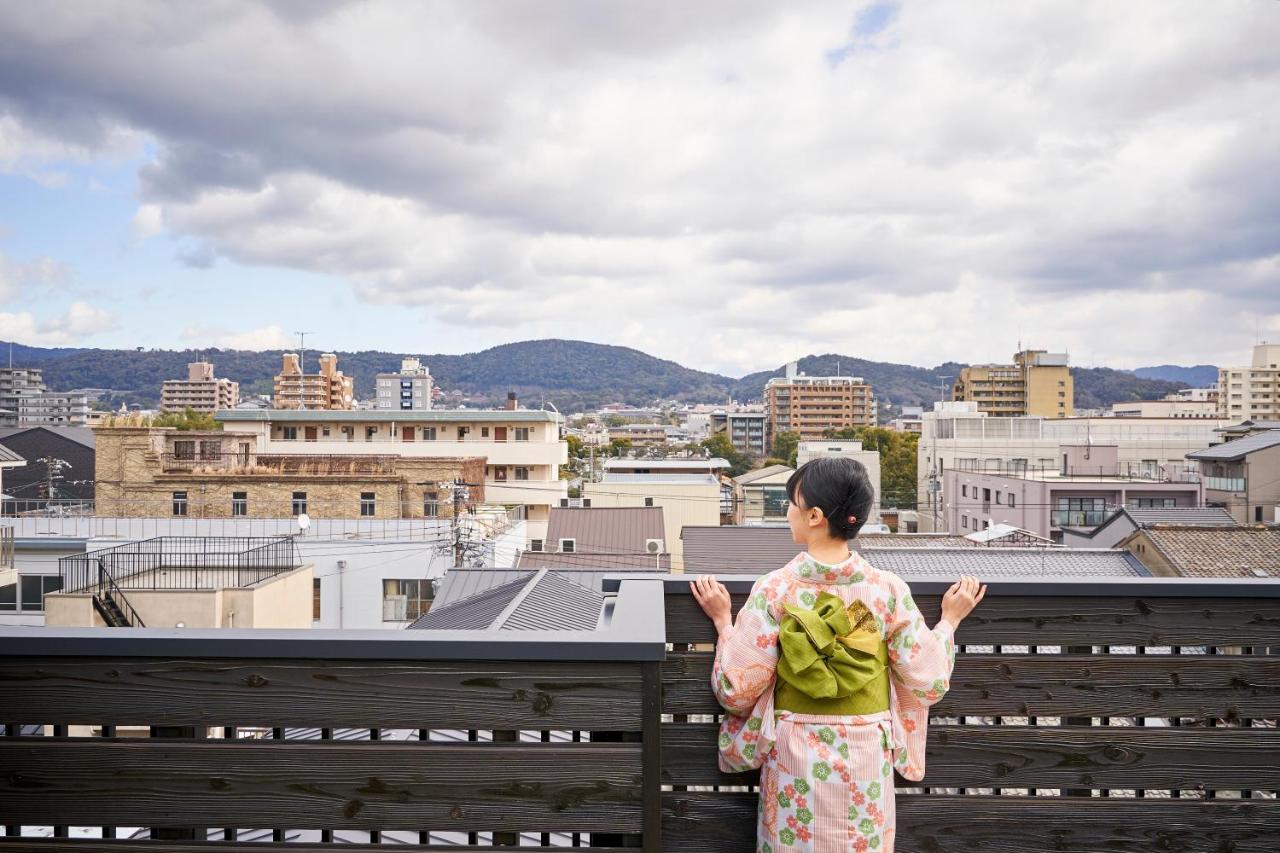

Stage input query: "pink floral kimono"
[{"left": 713, "top": 550, "right": 956, "bottom": 853}]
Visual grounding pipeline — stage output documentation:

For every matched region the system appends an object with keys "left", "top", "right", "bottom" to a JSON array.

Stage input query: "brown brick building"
[{"left": 94, "top": 425, "right": 484, "bottom": 519}]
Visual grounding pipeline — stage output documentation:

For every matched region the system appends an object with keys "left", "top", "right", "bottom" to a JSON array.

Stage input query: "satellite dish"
[{"left": 297, "top": 513, "right": 311, "bottom": 532}]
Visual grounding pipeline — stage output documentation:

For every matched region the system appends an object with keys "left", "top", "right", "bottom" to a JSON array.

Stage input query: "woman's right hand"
[{"left": 941, "top": 575, "right": 986, "bottom": 625}]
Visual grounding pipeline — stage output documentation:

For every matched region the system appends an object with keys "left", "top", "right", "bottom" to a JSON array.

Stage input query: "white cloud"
[
  {"left": 0, "top": 300, "right": 117, "bottom": 345},
  {"left": 0, "top": 251, "right": 72, "bottom": 301},
  {"left": 0, "top": 1, "right": 1278, "bottom": 373},
  {"left": 182, "top": 323, "right": 294, "bottom": 351}
]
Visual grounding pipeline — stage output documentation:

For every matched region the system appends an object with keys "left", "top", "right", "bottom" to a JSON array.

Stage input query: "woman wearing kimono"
[{"left": 692, "top": 457, "right": 985, "bottom": 853}]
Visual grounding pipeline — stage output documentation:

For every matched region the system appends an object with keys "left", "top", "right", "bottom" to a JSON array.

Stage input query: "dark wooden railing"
[
  {"left": 2, "top": 575, "right": 1279, "bottom": 851},
  {"left": 649, "top": 576, "right": 1280, "bottom": 852}
]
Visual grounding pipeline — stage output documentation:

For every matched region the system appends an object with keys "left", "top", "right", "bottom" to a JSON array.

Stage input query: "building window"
[
  {"left": 173, "top": 439, "right": 196, "bottom": 460},
  {"left": 424, "top": 491, "right": 439, "bottom": 516},
  {"left": 961, "top": 485, "right": 968, "bottom": 497},
  {"left": 292, "top": 491, "right": 307, "bottom": 516},
  {"left": 322, "top": 426, "right": 331, "bottom": 437},
  {"left": 232, "top": 491, "right": 247, "bottom": 516},
  {"left": 1255, "top": 506, "right": 1264, "bottom": 523},
  {"left": 172, "top": 491, "right": 188, "bottom": 516},
  {"left": 529, "top": 539, "right": 544, "bottom": 552},
  {"left": 1129, "top": 497, "right": 1176, "bottom": 509},
  {"left": 560, "top": 539, "right": 576, "bottom": 553},
  {"left": 313, "top": 578, "right": 321, "bottom": 621},
  {"left": 481, "top": 426, "right": 490, "bottom": 437},
  {"left": 282, "top": 427, "right": 298, "bottom": 441},
  {"left": 996, "top": 491, "right": 1003, "bottom": 505},
  {"left": 962, "top": 515, "right": 968, "bottom": 529},
  {"left": 360, "top": 492, "right": 376, "bottom": 517},
  {"left": 422, "top": 427, "right": 437, "bottom": 441},
  {"left": 514, "top": 466, "right": 530, "bottom": 481},
  {"left": 382, "top": 578, "right": 433, "bottom": 622},
  {"left": 0, "top": 583, "right": 15, "bottom": 612},
  {"left": 19, "top": 575, "right": 63, "bottom": 612},
  {"left": 644, "top": 497, "right": 655, "bottom": 508},
  {"left": 493, "top": 466, "right": 508, "bottom": 482},
  {"left": 366, "top": 426, "right": 377, "bottom": 441},
  {"left": 582, "top": 499, "right": 592, "bottom": 508},
  {"left": 1009, "top": 494, "right": 1016, "bottom": 508},
  {"left": 514, "top": 427, "right": 530, "bottom": 441}
]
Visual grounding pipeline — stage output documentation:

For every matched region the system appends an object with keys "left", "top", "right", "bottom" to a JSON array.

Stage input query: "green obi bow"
[{"left": 775, "top": 591, "right": 890, "bottom": 715}]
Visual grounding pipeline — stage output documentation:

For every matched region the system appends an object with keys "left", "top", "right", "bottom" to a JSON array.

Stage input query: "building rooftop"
[
  {"left": 0, "top": 444, "right": 25, "bottom": 464},
  {"left": 216, "top": 408, "right": 560, "bottom": 424},
  {"left": 1122, "top": 506, "right": 1238, "bottom": 527},
  {"left": 1187, "top": 430, "right": 1280, "bottom": 462},
  {"left": 733, "top": 464, "right": 794, "bottom": 485},
  {"left": 409, "top": 569, "right": 604, "bottom": 631},
  {"left": 600, "top": 473, "right": 720, "bottom": 485},
  {"left": 864, "top": 547, "right": 1147, "bottom": 578},
  {"left": 603, "top": 458, "right": 730, "bottom": 470},
  {"left": 430, "top": 567, "right": 610, "bottom": 610},
  {"left": 546, "top": 506, "right": 664, "bottom": 550},
  {"left": 1128, "top": 525, "right": 1280, "bottom": 578},
  {"left": 0, "top": 425, "right": 96, "bottom": 448}
]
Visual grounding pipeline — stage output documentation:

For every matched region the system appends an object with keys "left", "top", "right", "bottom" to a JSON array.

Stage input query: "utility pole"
[
  {"left": 439, "top": 479, "right": 471, "bottom": 567},
  {"left": 36, "top": 457, "right": 69, "bottom": 505}
]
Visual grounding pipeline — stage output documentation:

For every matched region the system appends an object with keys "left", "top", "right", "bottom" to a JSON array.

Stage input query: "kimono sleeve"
[
  {"left": 884, "top": 574, "right": 956, "bottom": 705},
  {"left": 711, "top": 575, "right": 781, "bottom": 715}
]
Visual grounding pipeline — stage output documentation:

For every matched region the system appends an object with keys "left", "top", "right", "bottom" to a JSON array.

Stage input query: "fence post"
[
  {"left": 641, "top": 660, "right": 663, "bottom": 853},
  {"left": 149, "top": 724, "right": 206, "bottom": 840}
]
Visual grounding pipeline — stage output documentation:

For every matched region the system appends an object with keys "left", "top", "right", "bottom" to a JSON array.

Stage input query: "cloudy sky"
[{"left": 1, "top": 0, "right": 1278, "bottom": 376}]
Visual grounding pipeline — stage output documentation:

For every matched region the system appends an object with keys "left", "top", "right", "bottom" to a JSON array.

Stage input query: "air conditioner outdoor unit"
[{"left": 645, "top": 539, "right": 665, "bottom": 555}]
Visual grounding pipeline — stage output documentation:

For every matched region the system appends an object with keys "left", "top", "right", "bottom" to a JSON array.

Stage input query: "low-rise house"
[
  {"left": 0, "top": 426, "right": 95, "bottom": 514},
  {"left": 732, "top": 464, "right": 794, "bottom": 525},
  {"left": 1062, "top": 506, "right": 1237, "bottom": 549},
  {"left": 1186, "top": 429, "right": 1280, "bottom": 525},
  {"left": 1119, "top": 525, "right": 1280, "bottom": 578},
  {"left": 518, "top": 506, "right": 672, "bottom": 571}
]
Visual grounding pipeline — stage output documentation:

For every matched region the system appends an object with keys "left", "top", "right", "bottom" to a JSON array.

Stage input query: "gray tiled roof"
[
  {"left": 1133, "top": 526, "right": 1280, "bottom": 578},
  {"left": 1187, "top": 430, "right": 1280, "bottom": 461},
  {"left": 1123, "top": 507, "right": 1237, "bottom": 527},
  {"left": 408, "top": 569, "right": 605, "bottom": 631},
  {"left": 863, "top": 548, "right": 1148, "bottom": 578}
]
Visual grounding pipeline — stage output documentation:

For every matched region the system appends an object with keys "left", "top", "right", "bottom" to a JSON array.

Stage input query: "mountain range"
[{"left": 1, "top": 339, "right": 1204, "bottom": 415}]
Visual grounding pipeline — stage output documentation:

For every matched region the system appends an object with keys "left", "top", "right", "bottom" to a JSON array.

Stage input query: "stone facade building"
[{"left": 93, "top": 425, "right": 485, "bottom": 519}]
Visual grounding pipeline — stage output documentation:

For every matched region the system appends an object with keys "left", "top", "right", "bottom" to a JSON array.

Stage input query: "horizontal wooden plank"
[
  {"left": 661, "top": 722, "right": 1280, "bottom": 790},
  {"left": 0, "top": 844, "right": 636, "bottom": 853},
  {"left": 0, "top": 657, "right": 642, "bottom": 730},
  {"left": 663, "top": 792, "right": 1280, "bottom": 853},
  {"left": 662, "top": 650, "right": 1280, "bottom": 719},
  {"left": 664, "top": 592, "right": 1280, "bottom": 646},
  {"left": 0, "top": 739, "right": 642, "bottom": 832}
]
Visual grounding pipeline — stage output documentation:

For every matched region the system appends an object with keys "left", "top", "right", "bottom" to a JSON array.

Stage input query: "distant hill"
[
  {"left": 1, "top": 339, "right": 1192, "bottom": 414},
  {"left": 1130, "top": 364, "right": 1219, "bottom": 387}
]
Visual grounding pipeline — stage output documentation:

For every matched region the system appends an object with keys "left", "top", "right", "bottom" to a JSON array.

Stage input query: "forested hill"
[{"left": 3, "top": 338, "right": 1191, "bottom": 413}]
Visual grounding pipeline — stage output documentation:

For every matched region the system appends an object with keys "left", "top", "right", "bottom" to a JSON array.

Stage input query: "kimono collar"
[{"left": 788, "top": 550, "right": 869, "bottom": 585}]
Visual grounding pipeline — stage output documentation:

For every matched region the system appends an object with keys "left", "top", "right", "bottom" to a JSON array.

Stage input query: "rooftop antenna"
[{"left": 294, "top": 331, "right": 312, "bottom": 410}]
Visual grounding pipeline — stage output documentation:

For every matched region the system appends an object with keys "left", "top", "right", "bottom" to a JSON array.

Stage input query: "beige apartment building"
[
  {"left": 161, "top": 361, "right": 240, "bottom": 413},
  {"left": 214, "top": 407, "right": 567, "bottom": 541},
  {"left": 1187, "top": 428, "right": 1280, "bottom": 525},
  {"left": 952, "top": 349, "right": 1073, "bottom": 418},
  {"left": 274, "top": 352, "right": 355, "bottom": 410},
  {"left": 1218, "top": 343, "right": 1280, "bottom": 421},
  {"left": 765, "top": 362, "right": 876, "bottom": 443},
  {"left": 93, "top": 424, "right": 486, "bottom": 521}
]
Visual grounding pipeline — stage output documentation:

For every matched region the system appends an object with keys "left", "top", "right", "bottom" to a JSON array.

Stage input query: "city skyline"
[{"left": 1, "top": 1, "right": 1278, "bottom": 375}]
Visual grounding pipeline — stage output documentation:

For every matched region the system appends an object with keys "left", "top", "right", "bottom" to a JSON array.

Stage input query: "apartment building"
[
  {"left": 93, "top": 424, "right": 486, "bottom": 525},
  {"left": 607, "top": 424, "right": 669, "bottom": 447},
  {"left": 765, "top": 362, "right": 876, "bottom": 443},
  {"left": 916, "top": 402, "right": 1229, "bottom": 532},
  {"left": 723, "top": 411, "right": 768, "bottom": 456},
  {"left": 161, "top": 360, "right": 240, "bottom": 413},
  {"left": 376, "top": 357, "right": 433, "bottom": 410},
  {"left": 0, "top": 367, "right": 45, "bottom": 427},
  {"left": 944, "top": 444, "right": 1205, "bottom": 542},
  {"left": 214, "top": 408, "right": 567, "bottom": 540},
  {"left": 1218, "top": 343, "right": 1280, "bottom": 421},
  {"left": 1110, "top": 396, "right": 1219, "bottom": 419},
  {"left": 952, "top": 349, "right": 1073, "bottom": 418},
  {"left": 15, "top": 392, "right": 89, "bottom": 426},
  {"left": 1187, "top": 428, "right": 1280, "bottom": 525},
  {"left": 273, "top": 352, "right": 355, "bottom": 410}
]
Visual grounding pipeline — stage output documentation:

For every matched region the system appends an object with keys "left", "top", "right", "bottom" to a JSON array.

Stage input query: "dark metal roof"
[
  {"left": 430, "top": 567, "right": 614, "bottom": 610},
  {"left": 0, "top": 425, "right": 96, "bottom": 449},
  {"left": 1187, "top": 430, "right": 1280, "bottom": 461},
  {"left": 518, "top": 551, "right": 671, "bottom": 570},
  {"left": 545, "top": 506, "right": 665, "bottom": 552},
  {"left": 409, "top": 569, "right": 605, "bottom": 631},
  {"left": 0, "top": 444, "right": 24, "bottom": 464}
]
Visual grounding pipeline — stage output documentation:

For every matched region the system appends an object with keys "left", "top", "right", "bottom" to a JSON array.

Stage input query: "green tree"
[
  {"left": 823, "top": 425, "right": 919, "bottom": 510},
  {"left": 701, "top": 432, "right": 752, "bottom": 477},
  {"left": 150, "top": 408, "right": 221, "bottom": 431},
  {"left": 608, "top": 437, "right": 633, "bottom": 458},
  {"left": 771, "top": 430, "right": 801, "bottom": 468},
  {"left": 565, "top": 434, "right": 585, "bottom": 458}
]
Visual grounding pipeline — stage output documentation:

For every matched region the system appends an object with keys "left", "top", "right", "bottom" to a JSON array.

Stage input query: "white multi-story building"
[
  {"left": 916, "top": 402, "right": 1230, "bottom": 532},
  {"left": 216, "top": 407, "right": 567, "bottom": 542},
  {"left": 1218, "top": 343, "right": 1280, "bottom": 422},
  {"left": 16, "top": 392, "right": 89, "bottom": 426},
  {"left": 376, "top": 357, "right": 434, "bottom": 411},
  {"left": 725, "top": 411, "right": 768, "bottom": 457}
]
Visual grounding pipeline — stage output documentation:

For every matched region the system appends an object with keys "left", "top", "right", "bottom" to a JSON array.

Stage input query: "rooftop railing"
[
  {"left": 0, "top": 576, "right": 1277, "bottom": 850},
  {"left": 59, "top": 536, "right": 302, "bottom": 593}
]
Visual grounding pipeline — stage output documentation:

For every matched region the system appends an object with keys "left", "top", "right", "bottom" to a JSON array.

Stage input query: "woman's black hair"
[{"left": 785, "top": 457, "right": 875, "bottom": 540}]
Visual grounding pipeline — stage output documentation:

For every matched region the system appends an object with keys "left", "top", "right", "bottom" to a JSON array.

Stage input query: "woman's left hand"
[{"left": 690, "top": 574, "right": 733, "bottom": 636}]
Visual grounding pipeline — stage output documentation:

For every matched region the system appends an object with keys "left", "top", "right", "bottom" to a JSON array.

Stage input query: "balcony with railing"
[
  {"left": 1, "top": 577, "right": 1278, "bottom": 849},
  {"left": 161, "top": 452, "right": 401, "bottom": 476}
]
